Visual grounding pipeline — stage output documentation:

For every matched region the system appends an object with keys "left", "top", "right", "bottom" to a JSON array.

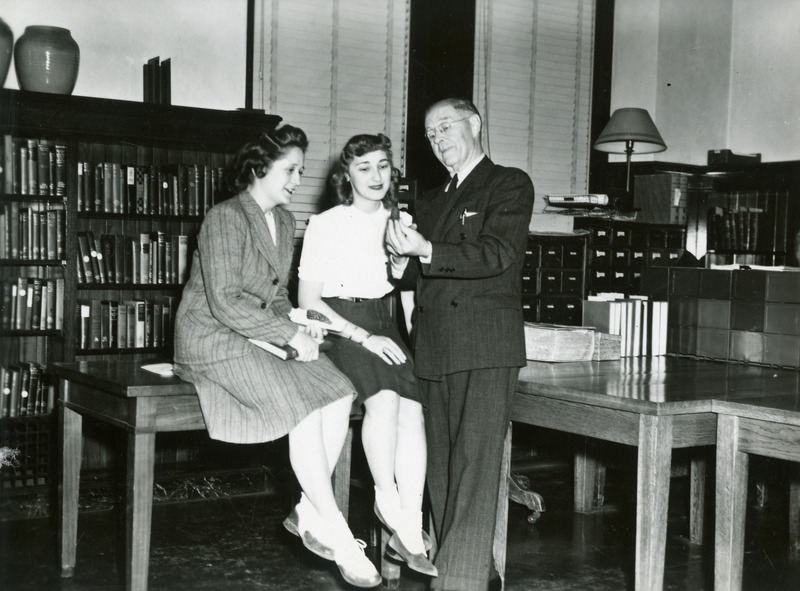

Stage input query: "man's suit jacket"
[{"left": 408, "top": 157, "right": 535, "bottom": 378}]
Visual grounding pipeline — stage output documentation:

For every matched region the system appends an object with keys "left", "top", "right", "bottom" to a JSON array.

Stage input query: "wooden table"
[
  {"left": 712, "top": 387, "right": 800, "bottom": 590},
  {"left": 503, "top": 356, "right": 800, "bottom": 591},
  {"left": 52, "top": 360, "right": 380, "bottom": 591}
]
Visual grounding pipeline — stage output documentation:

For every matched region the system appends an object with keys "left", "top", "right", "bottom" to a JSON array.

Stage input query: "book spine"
[
  {"left": 0, "top": 366, "right": 9, "bottom": 418},
  {"left": 87, "top": 231, "right": 103, "bottom": 283},
  {"left": 178, "top": 235, "right": 189, "bottom": 283},
  {"left": 45, "top": 279, "right": 56, "bottom": 330},
  {"left": 1, "top": 282, "right": 12, "bottom": 331},
  {"left": 112, "top": 162, "right": 122, "bottom": 213},
  {"left": 117, "top": 303, "right": 128, "bottom": 348},
  {"left": 37, "top": 140, "right": 50, "bottom": 195},
  {"left": 76, "top": 231, "right": 94, "bottom": 283},
  {"left": 103, "top": 162, "right": 113, "bottom": 213},
  {"left": 89, "top": 299, "right": 102, "bottom": 349},
  {"left": 29, "top": 208, "right": 40, "bottom": 260},
  {"left": 55, "top": 144, "right": 67, "bottom": 197},
  {"left": 19, "top": 143, "right": 28, "bottom": 195},
  {"left": 125, "top": 303, "right": 136, "bottom": 348},
  {"left": 55, "top": 278, "right": 64, "bottom": 329},
  {"left": 144, "top": 299, "right": 154, "bottom": 347},
  {"left": 7, "top": 366, "right": 20, "bottom": 418},
  {"left": 24, "top": 279, "right": 34, "bottom": 329},
  {"left": 157, "top": 231, "right": 166, "bottom": 284},
  {"left": 55, "top": 208, "right": 65, "bottom": 259},
  {"left": 79, "top": 301, "right": 91, "bottom": 349},
  {"left": 19, "top": 206, "right": 29, "bottom": 259},
  {"left": 9, "top": 201, "right": 19, "bottom": 258},
  {"left": 46, "top": 210, "right": 57, "bottom": 259},
  {"left": 26, "top": 139, "right": 37, "bottom": 195},
  {"left": 30, "top": 278, "right": 43, "bottom": 330},
  {"left": 2, "top": 135, "right": 11, "bottom": 194},
  {"left": 102, "top": 234, "right": 116, "bottom": 285}
]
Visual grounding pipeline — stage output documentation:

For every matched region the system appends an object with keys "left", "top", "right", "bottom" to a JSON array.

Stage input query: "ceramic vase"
[
  {"left": 0, "top": 19, "right": 12, "bottom": 88},
  {"left": 14, "top": 26, "right": 80, "bottom": 94}
]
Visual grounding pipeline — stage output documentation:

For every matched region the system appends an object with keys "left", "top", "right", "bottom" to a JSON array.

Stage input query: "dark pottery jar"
[
  {"left": 0, "top": 19, "right": 12, "bottom": 87},
  {"left": 14, "top": 26, "right": 80, "bottom": 94}
]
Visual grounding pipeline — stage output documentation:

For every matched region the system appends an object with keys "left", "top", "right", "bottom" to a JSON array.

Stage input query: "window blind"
[
  {"left": 474, "top": 0, "right": 594, "bottom": 209},
  {"left": 252, "top": 0, "right": 410, "bottom": 242}
]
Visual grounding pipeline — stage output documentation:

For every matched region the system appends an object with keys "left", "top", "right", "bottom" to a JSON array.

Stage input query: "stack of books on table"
[
  {"left": 523, "top": 323, "right": 622, "bottom": 362},
  {"left": 582, "top": 293, "right": 668, "bottom": 358}
]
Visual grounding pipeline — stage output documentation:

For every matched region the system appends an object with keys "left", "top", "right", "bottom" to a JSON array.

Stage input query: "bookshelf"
[
  {"left": 1, "top": 89, "right": 280, "bottom": 491},
  {"left": 591, "top": 160, "right": 800, "bottom": 268}
]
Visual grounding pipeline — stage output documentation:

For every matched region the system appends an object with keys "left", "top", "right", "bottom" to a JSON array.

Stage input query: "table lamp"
[{"left": 593, "top": 108, "right": 666, "bottom": 193}]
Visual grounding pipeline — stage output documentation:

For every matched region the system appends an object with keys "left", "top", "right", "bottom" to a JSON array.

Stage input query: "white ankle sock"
[
  {"left": 374, "top": 484, "right": 402, "bottom": 529},
  {"left": 396, "top": 509, "right": 425, "bottom": 554}
]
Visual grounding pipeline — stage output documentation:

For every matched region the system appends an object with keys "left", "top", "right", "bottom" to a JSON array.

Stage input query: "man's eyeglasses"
[{"left": 424, "top": 117, "right": 470, "bottom": 143}]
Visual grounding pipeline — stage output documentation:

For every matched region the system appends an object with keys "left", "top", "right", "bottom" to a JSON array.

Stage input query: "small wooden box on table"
[{"left": 52, "top": 360, "right": 392, "bottom": 591}]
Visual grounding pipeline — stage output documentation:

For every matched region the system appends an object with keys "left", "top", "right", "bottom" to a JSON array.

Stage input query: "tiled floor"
[{"left": 1, "top": 442, "right": 799, "bottom": 590}]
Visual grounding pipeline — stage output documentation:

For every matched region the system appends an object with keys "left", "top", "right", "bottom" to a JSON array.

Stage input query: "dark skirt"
[{"left": 324, "top": 295, "right": 422, "bottom": 408}]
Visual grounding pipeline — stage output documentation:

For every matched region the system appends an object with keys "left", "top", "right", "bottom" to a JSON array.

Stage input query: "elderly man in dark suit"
[{"left": 386, "top": 98, "right": 534, "bottom": 590}]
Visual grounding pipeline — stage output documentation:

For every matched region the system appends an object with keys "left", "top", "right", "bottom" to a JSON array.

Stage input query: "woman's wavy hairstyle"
[
  {"left": 228, "top": 124, "right": 309, "bottom": 194},
  {"left": 330, "top": 133, "right": 399, "bottom": 209}
]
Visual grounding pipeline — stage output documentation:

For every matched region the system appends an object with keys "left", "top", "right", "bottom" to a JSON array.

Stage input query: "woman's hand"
[
  {"left": 287, "top": 330, "right": 320, "bottom": 362},
  {"left": 299, "top": 323, "right": 327, "bottom": 341},
  {"left": 361, "top": 335, "right": 407, "bottom": 365}
]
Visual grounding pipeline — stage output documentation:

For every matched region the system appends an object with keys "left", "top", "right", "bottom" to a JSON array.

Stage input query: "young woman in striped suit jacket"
[{"left": 173, "top": 126, "right": 380, "bottom": 588}]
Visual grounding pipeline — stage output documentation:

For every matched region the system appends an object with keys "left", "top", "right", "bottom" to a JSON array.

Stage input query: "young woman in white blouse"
[{"left": 297, "top": 133, "right": 436, "bottom": 578}]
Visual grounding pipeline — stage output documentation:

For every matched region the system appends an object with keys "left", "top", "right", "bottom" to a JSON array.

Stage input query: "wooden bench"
[{"left": 51, "top": 360, "right": 399, "bottom": 591}]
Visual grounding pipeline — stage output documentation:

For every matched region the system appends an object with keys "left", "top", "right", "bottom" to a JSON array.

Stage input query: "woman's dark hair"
[
  {"left": 330, "top": 133, "right": 399, "bottom": 209},
  {"left": 228, "top": 124, "right": 309, "bottom": 194}
]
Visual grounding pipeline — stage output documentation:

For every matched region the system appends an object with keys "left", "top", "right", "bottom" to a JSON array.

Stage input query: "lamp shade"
[{"left": 593, "top": 108, "right": 666, "bottom": 154}]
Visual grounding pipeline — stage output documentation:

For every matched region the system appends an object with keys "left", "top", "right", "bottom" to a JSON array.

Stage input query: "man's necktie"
[{"left": 447, "top": 174, "right": 458, "bottom": 192}]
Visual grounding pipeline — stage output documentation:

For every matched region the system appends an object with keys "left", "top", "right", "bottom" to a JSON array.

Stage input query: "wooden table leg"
[
  {"left": 59, "top": 382, "right": 82, "bottom": 578},
  {"left": 715, "top": 414, "right": 748, "bottom": 591},
  {"left": 635, "top": 414, "right": 673, "bottom": 591},
  {"left": 689, "top": 454, "right": 707, "bottom": 545},
  {"left": 574, "top": 440, "right": 599, "bottom": 513},
  {"left": 126, "top": 430, "right": 156, "bottom": 591},
  {"left": 789, "top": 464, "right": 800, "bottom": 557}
]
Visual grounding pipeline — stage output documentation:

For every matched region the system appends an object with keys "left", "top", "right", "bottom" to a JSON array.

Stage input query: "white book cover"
[
  {"left": 124, "top": 299, "right": 145, "bottom": 347},
  {"left": 618, "top": 300, "right": 629, "bottom": 357},
  {"left": 178, "top": 235, "right": 189, "bottom": 284},
  {"left": 631, "top": 299, "right": 642, "bottom": 357}
]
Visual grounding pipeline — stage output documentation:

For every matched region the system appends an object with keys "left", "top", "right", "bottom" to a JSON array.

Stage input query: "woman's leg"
[
  {"left": 288, "top": 395, "right": 352, "bottom": 516},
  {"left": 395, "top": 397, "right": 427, "bottom": 515},
  {"left": 362, "top": 389, "right": 400, "bottom": 493},
  {"left": 288, "top": 395, "right": 381, "bottom": 587}
]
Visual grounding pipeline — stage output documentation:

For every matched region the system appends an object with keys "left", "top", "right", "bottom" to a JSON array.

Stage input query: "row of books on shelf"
[
  {"left": 0, "top": 203, "right": 65, "bottom": 260},
  {"left": 77, "top": 161, "right": 226, "bottom": 217},
  {"left": 1, "top": 362, "right": 54, "bottom": 418},
  {"left": 77, "top": 231, "right": 189, "bottom": 285},
  {"left": 1, "top": 136, "right": 67, "bottom": 197},
  {"left": 707, "top": 207, "right": 769, "bottom": 252},
  {"left": 1, "top": 277, "right": 65, "bottom": 331},
  {"left": 77, "top": 296, "right": 176, "bottom": 350},
  {"left": 583, "top": 293, "right": 669, "bottom": 357}
]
